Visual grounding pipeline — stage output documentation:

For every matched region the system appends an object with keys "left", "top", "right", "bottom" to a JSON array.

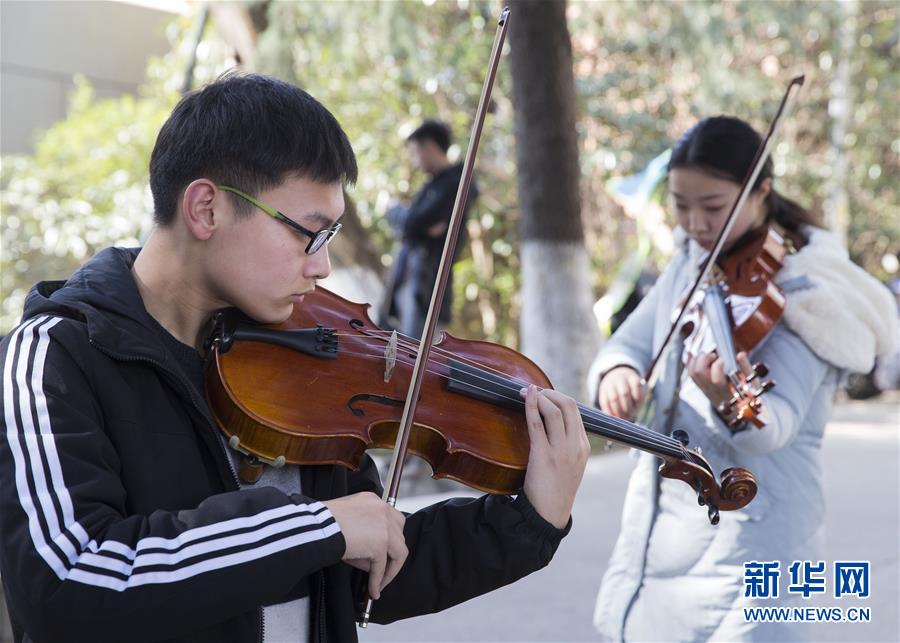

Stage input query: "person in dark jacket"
[
  {"left": 0, "top": 72, "right": 590, "bottom": 643},
  {"left": 378, "top": 119, "right": 477, "bottom": 338}
]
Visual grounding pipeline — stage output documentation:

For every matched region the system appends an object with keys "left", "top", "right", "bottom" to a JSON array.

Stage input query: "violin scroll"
[
  {"left": 659, "top": 447, "right": 758, "bottom": 524},
  {"left": 719, "top": 467, "right": 759, "bottom": 507}
]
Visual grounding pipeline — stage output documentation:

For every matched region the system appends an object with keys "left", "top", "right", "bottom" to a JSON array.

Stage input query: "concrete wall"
[{"left": 1, "top": 0, "right": 176, "bottom": 154}]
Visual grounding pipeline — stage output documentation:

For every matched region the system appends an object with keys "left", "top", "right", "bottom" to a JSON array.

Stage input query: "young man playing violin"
[{"left": 0, "top": 72, "right": 590, "bottom": 643}]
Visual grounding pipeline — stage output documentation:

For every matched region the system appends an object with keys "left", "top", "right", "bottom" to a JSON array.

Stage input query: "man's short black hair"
[
  {"left": 407, "top": 119, "right": 452, "bottom": 153},
  {"left": 149, "top": 71, "right": 358, "bottom": 225}
]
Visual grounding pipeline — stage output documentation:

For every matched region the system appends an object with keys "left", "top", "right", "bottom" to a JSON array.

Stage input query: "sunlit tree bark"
[{"left": 508, "top": 0, "right": 599, "bottom": 400}]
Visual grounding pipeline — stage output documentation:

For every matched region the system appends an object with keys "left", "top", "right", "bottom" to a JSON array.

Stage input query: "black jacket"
[
  {"left": 380, "top": 163, "right": 478, "bottom": 326},
  {"left": 0, "top": 247, "right": 567, "bottom": 643}
]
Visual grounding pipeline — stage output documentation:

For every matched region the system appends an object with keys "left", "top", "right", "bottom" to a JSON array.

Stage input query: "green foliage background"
[{"left": 2, "top": 0, "right": 897, "bottom": 338}]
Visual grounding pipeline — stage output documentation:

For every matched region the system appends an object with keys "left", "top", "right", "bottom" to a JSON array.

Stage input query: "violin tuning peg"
[
  {"left": 753, "top": 362, "right": 769, "bottom": 377},
  {"left": 691, "top": 479, "right": 706, "bottom": 506},
  {"left": 672, "top": 429, "right": 690, "bottom": 447},
  {"left": 708, "top": 504, "right": 720, "bottom": 525}
]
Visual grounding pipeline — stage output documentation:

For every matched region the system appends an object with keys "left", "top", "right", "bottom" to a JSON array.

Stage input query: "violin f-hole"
[{"left": 347, "top": 393, "right": 405, "bottom": 417}]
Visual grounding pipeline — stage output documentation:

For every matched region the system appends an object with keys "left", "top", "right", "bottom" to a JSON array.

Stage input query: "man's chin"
[{"left": 243, "top": 304, "right": 294, "bottom": 326}]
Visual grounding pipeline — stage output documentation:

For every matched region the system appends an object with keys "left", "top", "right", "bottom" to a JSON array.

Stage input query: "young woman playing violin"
[
  {"left": 0, "top": 72, "right": 590, "bottom": 643},
  {"left": 590, "top": 115, "right": 896, "bottom": 642}
]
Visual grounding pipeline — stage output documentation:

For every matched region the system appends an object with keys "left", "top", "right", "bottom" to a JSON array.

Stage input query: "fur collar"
[{"left": 775, "top": 226, "right": 897, "bottom": 372}]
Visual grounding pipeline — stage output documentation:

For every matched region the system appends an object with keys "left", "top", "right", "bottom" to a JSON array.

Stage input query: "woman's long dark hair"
[{"left": 668, "top": 116, "right": 821, "bottom": 233}]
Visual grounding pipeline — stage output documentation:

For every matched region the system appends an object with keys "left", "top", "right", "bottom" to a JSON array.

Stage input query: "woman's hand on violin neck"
[
  {"left": 323, "top": 492, "right": 408, "bottom": 600},
  {"left": 598, "top": 366, "right": 645, "bottom": 420},
  {"left": 520, "top": 386, "right": 591, "bottom": 530},
  {"left": 687, "top": 351, "right": 753, "bottom": 409}
]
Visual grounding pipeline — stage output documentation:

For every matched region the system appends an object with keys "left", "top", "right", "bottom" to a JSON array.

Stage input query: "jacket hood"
[{"left": 22, "top": 247, "right": 166, "bottom": 360}]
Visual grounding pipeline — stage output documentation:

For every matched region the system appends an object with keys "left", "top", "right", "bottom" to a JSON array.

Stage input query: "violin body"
[
  {"left": 206, "top": 287, "right": 549, "bottom": 494},
  {"left": 715, "top": 224, "right": 790, "bottom": 353}
]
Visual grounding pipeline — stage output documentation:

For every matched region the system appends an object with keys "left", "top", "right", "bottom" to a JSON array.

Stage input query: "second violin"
[{"left": 681, "top": 223, "right": 797, "bottom": 428}]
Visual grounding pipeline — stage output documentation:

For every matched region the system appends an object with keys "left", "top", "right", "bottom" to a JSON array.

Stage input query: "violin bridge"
[{"left": 384, "top": 330, "right": 398, "bottom": 382}]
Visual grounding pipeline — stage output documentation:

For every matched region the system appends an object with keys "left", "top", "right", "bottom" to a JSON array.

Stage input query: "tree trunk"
[
  {"left": 508, "top": 0, "right": 599, "bottom": 400},
  {"left": 823, "top": 0, "right": 858, "bottom": 247}
]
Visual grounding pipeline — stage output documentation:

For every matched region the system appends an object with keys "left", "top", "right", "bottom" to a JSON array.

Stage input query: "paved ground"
[{"left": 360, "top": 393, "right": 900, "bottom": 643}]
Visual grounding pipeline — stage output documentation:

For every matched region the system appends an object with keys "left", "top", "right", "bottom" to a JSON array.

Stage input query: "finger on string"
[
  {"left": 700, "top": 352, "right": 717, "bottom": 368},
  {"left": 534, "top": 389, "right": 565, "bottom": 446},
  {"left": 521, "top": 385, "right": 550, "bottom": 450},
  {"left": 710, "top": 357, "right": 726, "bottom": 387},
  {"left": 540, "top": 388, "right": 582, "bottom": 440},
  {"left": 736, "top": 351, "right": 754, "bottom": 377},
  {"left": 693, "top": 352, "right": 713, "bottom": 378}
]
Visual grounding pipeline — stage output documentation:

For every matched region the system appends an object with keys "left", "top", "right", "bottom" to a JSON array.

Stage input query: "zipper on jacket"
[
  {"left": 259, "top": 606, "right": 265, "bottom": 643},
  {"left": 88, "top": 340, "right": 242, "bottom": 489}
]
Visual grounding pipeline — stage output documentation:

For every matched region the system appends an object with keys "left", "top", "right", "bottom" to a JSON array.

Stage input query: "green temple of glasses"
[{"left": 218, "top": 185, "right": 341, "bottom": 255}]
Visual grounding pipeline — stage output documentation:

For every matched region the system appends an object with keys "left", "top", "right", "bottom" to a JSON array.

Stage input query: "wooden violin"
[
  {"left": 680, "top": 224, "right": 796, "bottom": 428},
  {"left": 204, "top": 285, "right": 757, "bottom": 525}
]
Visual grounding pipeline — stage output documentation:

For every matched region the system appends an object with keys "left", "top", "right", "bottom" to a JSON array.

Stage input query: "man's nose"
[{"left": 305, "top": 244, "right": 332, "bottom": 280}]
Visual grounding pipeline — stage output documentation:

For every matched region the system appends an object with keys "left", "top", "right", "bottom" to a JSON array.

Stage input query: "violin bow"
[
  {"left": 357, "top": 6, "right": 511, "bottom": 627},
  {"left": 641, "top": 75, "right": 805, "bottom": 392}
]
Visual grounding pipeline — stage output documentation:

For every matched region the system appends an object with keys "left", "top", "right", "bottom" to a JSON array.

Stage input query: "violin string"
[
  {"left": 348, "top": 329, "right": 548, "bottom": 386},
  {"left": 333, "top": 330, "right": 541, "bottom": 392},
  {"left": 335, "top": 329, "right": 539, "bottom": 387},
  {"left": 336, "top": 333, "right": 608, "bottom": 406},
  {"left": 316, "top": 338, "right": 685, "bottom": 456},
  {"left": 330, "top": 333, "right": 685, "bottom": 453}
]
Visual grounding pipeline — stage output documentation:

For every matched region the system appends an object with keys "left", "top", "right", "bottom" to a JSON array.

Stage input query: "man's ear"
[{"left": 180, "top": 179, "right": 219, "bottom": 241}]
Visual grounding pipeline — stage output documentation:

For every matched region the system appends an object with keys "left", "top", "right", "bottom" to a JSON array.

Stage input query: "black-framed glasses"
[{"left": 217, "top": 185, "right": 342, "bottom": 255}]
